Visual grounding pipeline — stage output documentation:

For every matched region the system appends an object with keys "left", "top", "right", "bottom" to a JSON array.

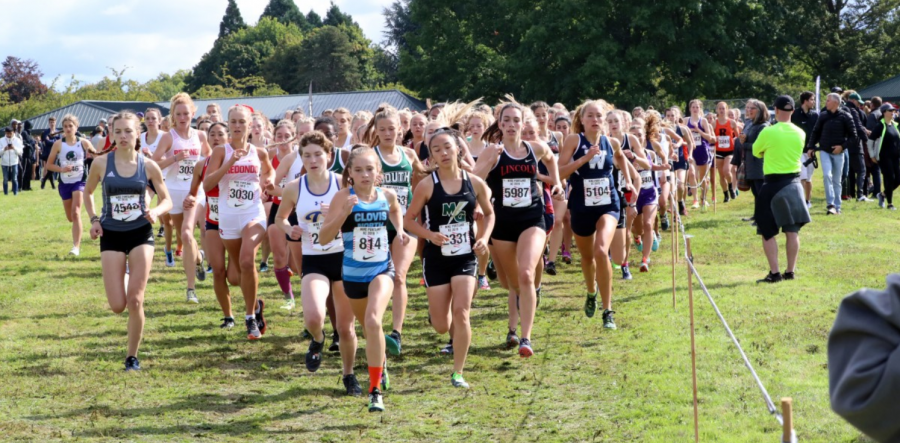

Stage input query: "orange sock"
[{"left": 368, "top": 366, "right": 383, "bottom": 393}]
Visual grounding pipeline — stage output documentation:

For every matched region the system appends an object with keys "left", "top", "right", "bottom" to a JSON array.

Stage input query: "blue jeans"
[
  {"left": 821, "top": 152, "right": 844, "bottom": 210},
  {"left": 2, "top": 164, "right": 19, "bottom": 195}
]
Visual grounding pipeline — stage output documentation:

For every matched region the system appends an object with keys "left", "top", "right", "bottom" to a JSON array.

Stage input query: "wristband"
[{"left": 90, "top": 216, "right": 100, "bottom": 223}]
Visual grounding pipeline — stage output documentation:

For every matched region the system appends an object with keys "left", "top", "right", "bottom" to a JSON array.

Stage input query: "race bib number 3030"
[{"left": 227, "top": 180, "right": 255, "bottom": 208}]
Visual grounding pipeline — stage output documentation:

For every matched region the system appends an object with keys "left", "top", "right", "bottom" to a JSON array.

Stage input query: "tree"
[
  {"left": 218, "top": 0, "right": 247, "bottom": 39},
  {"left": 265, "top": 26, "right": 362, "bottom": 93},
  {"left": 260, "top": 0, "right": 311, "bottom": 31},
  {"left": 383, "top": 0, "right": 418, "bottom": 54},
  {"left": 185, "top": 17, "right": 303, "bottom": 93},
  {"left": 306, "top": 10, "right": 323, "bottom": 28},
  {"left": 1, "top": 57, "right": 48, "bottom": 103},
  {"left": 324, "top": 2, "right": 355, "bottom": 27},
  {"left": 142, "top": 70, "right": 189, "bottom": 101}
]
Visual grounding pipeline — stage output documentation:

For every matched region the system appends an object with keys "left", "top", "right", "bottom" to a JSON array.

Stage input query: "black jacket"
[
  {"left": 791, "top": 108, "right": 819, "bottom": 145},
  {"left": 732, "top": 120, "right": 769, "bottom": 180},
  {"left": 845, "top": 101, "right": 868, "bottom": 146},
  {"left": 808, "top": 108, "right": 857, "bottom": 154},
  {"left": 866, "top": 110, "right": 883, "bottom": 133},
  {"left": 870, "top": 120, "right": 900, "bottom": 158}
]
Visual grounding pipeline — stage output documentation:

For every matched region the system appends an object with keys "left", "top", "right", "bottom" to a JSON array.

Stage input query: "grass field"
[{"left": 0, "top": 183, "right": 889, "bottom": 442}]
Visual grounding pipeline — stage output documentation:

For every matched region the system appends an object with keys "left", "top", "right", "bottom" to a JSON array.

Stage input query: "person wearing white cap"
[{"left": 1, "top": 126, "right": 24, "bottom": 195}]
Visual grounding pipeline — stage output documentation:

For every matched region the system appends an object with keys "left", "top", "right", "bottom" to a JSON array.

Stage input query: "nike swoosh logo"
[
  {"left": 321, "top": 244, "right": 334, "bottom": 251},
  {"left": 362, "top": 255, "right": 375, "bottom": 260},
  {"left": 451, "top": 248, "right": 462, "bottom": 254},
  {"left": 511, "top": 201, "right": 527, "bottom": 207}
]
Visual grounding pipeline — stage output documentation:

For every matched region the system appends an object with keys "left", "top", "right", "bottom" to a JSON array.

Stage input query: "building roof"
[
  {"left": 24, "top": 90, "right": 425, "bottom": 133},
  {"left": 178, "top": 90, "right": 426, "bottom": 120},
  {"left": 859, "top": 74, "right": 900, "bottom": 102}
]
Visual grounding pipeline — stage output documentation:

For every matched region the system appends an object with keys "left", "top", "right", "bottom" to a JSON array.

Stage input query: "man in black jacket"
[
  {"left": 792, "top": 91, "right": 819, "bottom": 207},
  {"left": 807, "top": 93, "right": 857, "bottom": 214},
  {"left": 865, "top": 97, "right": 883, "bottom": 202},
  {"left": 846, "top": 92, "right": 871, "bottom": 201},
  {"left": 19, "top": 121, "right": 35, "bottom": 191}
]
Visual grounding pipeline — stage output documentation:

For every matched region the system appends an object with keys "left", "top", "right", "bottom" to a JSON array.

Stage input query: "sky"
[{"left": 2, "top": 0, "right": 393, "bottom": 87}]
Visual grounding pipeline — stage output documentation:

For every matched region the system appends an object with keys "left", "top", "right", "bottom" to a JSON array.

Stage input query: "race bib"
[
  {"left": 227, "top": 180, "right": 255, "bottom": 208},
  {"left": 304, "top": 221, "right": 341, "bottom": 252},
  {"left": 502, "top": 178, "right": 532, "bottom": 207},
  {"left": 353, "top": 226, "right": 388, "bottom": 262},
  {"left": 692, "top": 131, "right": 702, "bottom": 145},
  {"left": 584, "top": 177, "right": 611, "bottom": 206},
  {"left": 177, "top": 159, "right": 195, "bottom": 181},
  {"left": 208, "top": 196, "right": 219, "bottom": 222},
  {"left": 640, "top": 170, "right": 654, "bottom": 190},
  {"left": 383, "top": 185, "right": 409, "bottom": 213},
  {"left": 717, "top": 136, "right": 731, "bottom": 150},
  {"left": 62, "top": 160, "right": 83, "bottom": 180},
  {"left": 439, "top": 222, "right": 471, "bottom": 256},
  {"left": 111, "top": 194, "right": 142, "bottom": 222}
]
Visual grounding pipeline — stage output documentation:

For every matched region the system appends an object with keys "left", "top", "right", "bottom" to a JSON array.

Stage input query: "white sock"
[{"left": 245, "top": 314, "right": 254, "bottom": 320}]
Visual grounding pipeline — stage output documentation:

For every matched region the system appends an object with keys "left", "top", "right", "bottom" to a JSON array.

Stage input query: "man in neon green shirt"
[{"left": 752, "top": 95, "right": 812, "bottom": 283}]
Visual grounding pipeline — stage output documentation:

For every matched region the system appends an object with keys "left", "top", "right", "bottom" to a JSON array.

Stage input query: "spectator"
[
  {"left": 752, "top": 95, "right": 811, "bottom": 283},
  {"left": 865, "top": 96, "right": 884, "bottom": 200},
  {"left": 792, "top": 91, "right": 819, "bottom": 208},
  {"left": 322, "top": 109, "right": 334, "bottom": 118},
  {"left": 40, "top": 116, "right": 61, "bottom": 189},
  {"left": 808, "top": 93, "right": 857, "bottom": 215},
  {"left": 869, "top": 103, "right": 899, "bottom": 209},
  {"left": 283, "top": 110, "right": 294, "bottom": 121},
  {"left": 19, "top": 121, "right": 36, "bottom": 191},
  {"left": 732, "top": 99, "right": 770, "bottom": 224},
  {"left": 1, "top": 127, "right": 23, "bottom": 195},
  {"left": 845, "top": 91, "right": 871, "bottom": 201}
]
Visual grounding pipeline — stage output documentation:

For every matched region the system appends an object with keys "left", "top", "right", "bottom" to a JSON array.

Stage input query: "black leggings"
[
  {"left": 881, "top": 153, "right": 900, "bottom": 205},
  {"left": 748, "top": 178, "right": 764, "bottom": 217}
]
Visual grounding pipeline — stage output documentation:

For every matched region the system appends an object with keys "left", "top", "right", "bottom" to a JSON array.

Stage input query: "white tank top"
[
  {"left": 164, "top": 128, "right": 202, "bottom": 190},
  {"left": 296, "top": 172, "right": 343, "bottom": 255},
  {"left": 219, "top": 143, "right": 262, "bottom": 215},
  {"left": 194, "top": 156, "right": 206, "bottom": 201},
  {"left": 59, "top": 138, "right": 86, "bottom": 184},
  {"left": 141, "top": 132, "right": 163, "bottom": 156},
  {"left": 286, "top": 152, "right": 304, "bottom": 186}
]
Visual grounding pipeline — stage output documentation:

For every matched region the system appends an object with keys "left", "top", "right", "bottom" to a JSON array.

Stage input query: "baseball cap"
[
  {"left": 10, "top": 119, "right": 18, "bottom": 125},
  {"left": 831, "top": 86, "right": 844, "bottom": 94},
  {"left": 849, "top": 92, "right": 863, "bottom": 102},
  {"left": 136, "top": 112, "right": 145, "bottom": 118},
  {"left": 880, "top": 103, "right": 897, "bottom": 114},
  {"left": 774, "top": 95, "right": 795, "bottom": 112},
  {"left": 3, "top": 127, "right": 12, "bottom": 133},
  {"left": 100, "top": 118, "right": 108, "bottom": 123}
]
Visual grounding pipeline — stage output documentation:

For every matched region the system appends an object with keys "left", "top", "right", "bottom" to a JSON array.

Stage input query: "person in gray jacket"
[
  {"left": 731, "top": 99, "right": 770, "bottom": 224},
  {"left": 829, "top": 274, "right": 900, "bottom": 442}
]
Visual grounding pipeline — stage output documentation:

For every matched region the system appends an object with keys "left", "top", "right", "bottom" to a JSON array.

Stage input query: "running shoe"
[
  {"left": 165, "top": 249, "right": 175, "bottom": 267},
  {"left": 561, "top": 247, "right": 572, "bottom": 264},
  {"left": 478, "top": 275, "right": 490, "bottom": 290},
  {"left": 305, "top": 337, "right": 324, "bottom": 372},
  {"left": 486, "top": 259, "right": 497, "bottom": 280},
  {"left": 518, "top": 338, "right": 534, "bottom": 358},
  {"left": 702, "top": 201, "right": 710, "bottom": 211},
  {"left": 857, "top": 196, "right": 870, "bottom": 202},
  {"left": 602, "top": 310, "right": 617, "bottom": 330},
  {"left": 368, "top": 388, "right": 385, "bottom": 412},
  {"left": 691, "top": 200, "right": 699, "bottom": 209},
  {"left": 220, "top": 317, "right": 235, "bottom": 329},
  {"left": 186, "top": 289, "right": 199, "bottom": 304},
  {"left": 651, "top": 235, "right": 660, "bottom": 252},
  {"left": 451, "top": 372, "right": 470, "bottom": 389},
  {"left": 343, "top": 374, "right": 363, "bottom": 396},
  {"left": 505, "top": 330, "right": 520, "bottom": 349},
  {"left": 891, "top": 205, "right": 898, "bottom": 211},
  {"left": 256, "top": 299, "right": 267, "bottom": 335},
  {"left": 730, "top": 189, "right": 736, "bottom": 200},
  {"left": 612, "top": 262, "right": 621, "bottom": 270},
  {"left": 622, "top": 265, "right": 633, "bottom": 280},
  {"left": 724, "top": 192, "right": 730, "bottom": 203},
  {"left": 635, "top": 237, "right": 643, "bottom": 252},
  {"left": 124, "top": 356, "right": 141, "bottom": 372},
  {"left": 826, "top": 205, "right": 837, "bottom": 215},
  {"left": 246, "top": 318, "right": 261, "bottom": 340},
  {"left": 440, "top": 340, "right": 454, "bottom": 355},
  {"left": 196, "top": 262, "right": 206, "bottom": 282},
  {"left": 546, "top": 261, "right": 557, "bottom": 276},
  {"left": 678, "top": 201, "right": 686, "bottom": 216},
  {"left": 259, "top": 260, "right": 269, "bottom": 273},
  {"left": 806, "top": 201, "right": 813, "bottom": 209},
  {"left": 385, "top": 330, "right": 402, "bottom": 356},
  {"left": 329, "top": 331, "right": 340, "bottom": 352},
  {"left": 69, "top": 246, "right": 80, "bottom": 256},
  {"left": 661, "top": 214, "right": 670, "bottom": 231},
  {"left": 756, "top": 272, "right": 783, "bottom": 284},
  {"left": 640, "top": 260, "right": 649, "bottom": 273},
  {"left": 280, "top": 298, "right": 295, "bottom": 310},
  {"left": 157, "top": 226, "right": 164, "bottom": 238},
  {"left": 584, "top": 292, "right": 597, "bottom": 318},
  {"left": 879, "top": 193, "right": 886, "bottom": 208},
  {"left": 841, "top": 195, "right": 850, "bottom": 201},
  {"left": 782, "top": 271, "right": 795, "bottom": 281},
  {"left": 175, "top": 248, "right": 183, "bottom": 258},
  {"left": 381, "top": 361, "right": 390, "bottom": 391}
]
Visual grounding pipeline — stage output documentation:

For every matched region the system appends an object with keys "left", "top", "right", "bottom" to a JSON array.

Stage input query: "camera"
[{"left": 803, "top": 154, "right": 818, "bottom": 169}]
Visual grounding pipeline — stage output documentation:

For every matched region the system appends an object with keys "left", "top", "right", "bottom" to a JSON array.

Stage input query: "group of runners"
[{"left": 46, "top": 92, "right": 751, "bottom": 413}]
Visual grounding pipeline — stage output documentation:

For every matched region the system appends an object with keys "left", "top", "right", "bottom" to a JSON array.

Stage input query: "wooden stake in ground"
[
  {"left": 685, "top": 235, "right": 700, "bottom": 442},
  {"left": 782, "top": 397, "right": 795, "bottom": 443},
  {"left": 671, "top": 178, "right": 678, "bottom": 310},
  {"left": 711, "top": 156, "right": 717, "bottom": 214}
]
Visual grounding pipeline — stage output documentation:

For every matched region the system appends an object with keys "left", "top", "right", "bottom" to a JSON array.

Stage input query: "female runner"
[
  {"left": 152, "top": 93, "right": 212, "bottom": 303},
  {"left": 84, "top": 111, "right": 172, "bottom": 370},
  {"left": 318, "top": 146, "right": 408, "bottom": 412},
  {"left": 248, "top": 113, "right": 273, "bottom": 272},
  {"left": 714, "top": 102, "right": 740, "bottom": 202},
  {"left": 687, "top": 100, "right": 715, "bottom": 209},
  {"left": 276, "top": 131, "right": 359, "bottom": 390},
  {"left": 44, "top": 114, "right": 96, "bottom": 256},
  {"left": 606, "top": 111, "right": 645, "bottom": 280},
  {"left": 204, "top": 104, "right": 275, "bottom": 340},
  {"left": 464, "top": 110, "right": 493, "bottom": 289},
  {"left": 665, "top": 107, "right": 695, "bottom": 216},
  {"left": 187, "top": 122, "right": 238, "bottom": 328},
  {"left": 362, "top": 105, "right": 429, "bottom": 356},
  {"left": 405, "top": 128, "right": 494, "bottom": 388},
  {"left": 531, "top": 102, "right": 567, "bottom": 276},
  {"left": 474, "top": 102, "right": 563, "bottom": 356},
  {"left": 559, "top": 101, "right": 637, "bottom": 328},
  {"left": 266, "top": 120, "right": 298, "bottom": 308}
]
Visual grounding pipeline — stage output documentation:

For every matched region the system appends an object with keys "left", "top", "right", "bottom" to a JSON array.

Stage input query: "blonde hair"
[
  {"left": 61, "top": 113, "right": 80, "bottom": 129},
  {"left": 465, "top": 111, "right": 493, "bottom": 133},
  {"left": 342, "top": 145, "right": 381, "bottom": 187},
  {"left": 168, "top": 92, "right": 197, "bottom": 124},
  {"left": 274, "top": 119, "right": 296, "bottom": 138},
  {"left": 362, "top": 105, "right": 400, "bottom": 147},
  {"left": 571, "top": 100, "right": 611, "bottom": 134}
]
